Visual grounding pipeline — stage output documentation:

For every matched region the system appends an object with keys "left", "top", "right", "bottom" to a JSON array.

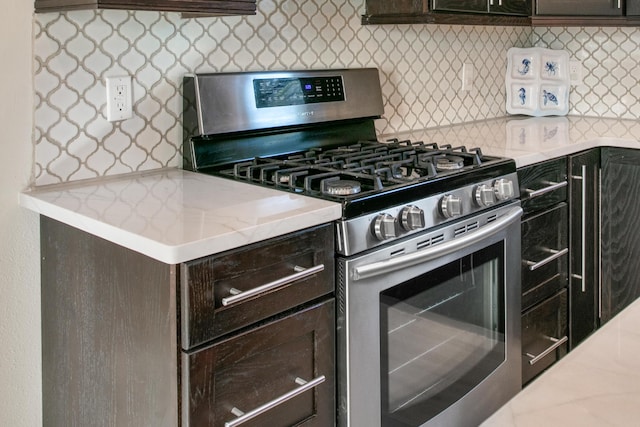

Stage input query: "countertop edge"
[{"left": 20, "top": 170, "right": 343, "bottom": 264}]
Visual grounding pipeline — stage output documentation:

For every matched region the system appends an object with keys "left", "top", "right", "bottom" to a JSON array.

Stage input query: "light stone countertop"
[
  {"left": 20, "top": 168, "right": 342, "bottom": 264},
  {"left": 20, "top": 116, "right": 640, "bottom": 264},
  {"left": 383, "top": 115, "right": 640, "bottom": 168},
  {"left": 481, "top": 296, "right": 640, "bottom": 427}
]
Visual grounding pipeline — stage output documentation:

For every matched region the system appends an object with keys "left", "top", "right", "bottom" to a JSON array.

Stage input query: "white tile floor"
[{"left": 482, "top": 298, "right": 640, "bottom": 427}]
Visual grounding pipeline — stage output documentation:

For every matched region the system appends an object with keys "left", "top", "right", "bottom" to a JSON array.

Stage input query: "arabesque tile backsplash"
[{"left": 33, "top": 1, "right": 640, "bottom": 186}]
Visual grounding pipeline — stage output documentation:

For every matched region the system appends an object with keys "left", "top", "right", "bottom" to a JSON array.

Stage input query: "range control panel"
[{"left": 253, "top": 76, "right": 345, "bottom": 108}]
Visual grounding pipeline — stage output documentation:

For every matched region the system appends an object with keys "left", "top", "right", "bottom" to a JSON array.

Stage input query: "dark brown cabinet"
[
  {"left": 533, "top": 0, "right": 640, "bottom": 25},
  {"left": 34, "top": 0, "right": 257, "bottom": 15},
  {"left": 521, "top": 202, "right": 569, "bottom": 311},
  {"left": 569, "top": 149, "right": 600, "bottom": 348},
  {"left": 521, "top": 289, "right": 568, "bottom": 385},
  {"left": 433, "top": 0, "right": 530, "bottom": 15},
  {"left": 183, "top": 299, "right": 335, "bottom": 427},
  {"left": 518, "top": 158, "right": 569, "bottom": 385},
  {"left": 40, "top": 217, "right": 336, "bottom": 426},
  {"left": 536, "top": 0, "right": 623, "bottom": 16},
  {"left": 362, "top": 0, "right": 531, "bottom": 25},
  {"left": 601, "top": 147, "right": 640, "bottom": 323},
  {"left": 181, "top": 224, "right": 334, "bottom": 349}
]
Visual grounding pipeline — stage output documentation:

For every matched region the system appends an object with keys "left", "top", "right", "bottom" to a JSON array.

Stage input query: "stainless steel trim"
[
  {"left": 571, "top": 165, "right": 587, "bottom": 292},
  {"left": 188, "top": 69, "right": 384, "bottom": 136},
  {"left": 526, "top": 335, "right": 568, "bottom": 365},
  {"left": 525, "top": 247, "right": 569, "bottom": 271},
  {"left": 352, "top": 207, "right": 523, "bottom": 280},
  {"left": 224, "top": 376, "right": 325, "bottom": 427},
  {"left": 598, "top": 167, "right": 603, "bottom": 319},
  {"left": 525, "top": 180, "right": 568, "bottom": 198},
  {"left": 221, "top": 264, "right": 324, "bottom": 306},
  {"left": 337, "top": 172, "right": 520, "bottom": 256}
]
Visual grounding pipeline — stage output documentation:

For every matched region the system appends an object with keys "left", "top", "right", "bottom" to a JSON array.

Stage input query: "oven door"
[{"left": 338, "top": 204, "right": 522, "bottom": 427}]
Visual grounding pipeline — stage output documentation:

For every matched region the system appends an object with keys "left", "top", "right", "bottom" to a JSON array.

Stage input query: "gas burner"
[
  {"left": 322, "top": 179, "right": 362, "bottom": 196},
  {"left": 435, "top": 155, "right": 465, "bottom": 171}
]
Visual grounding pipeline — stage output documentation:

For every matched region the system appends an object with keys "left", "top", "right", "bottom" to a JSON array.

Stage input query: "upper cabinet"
[
  {"left": 362, "top": 0, "right": 531, "bottom": 25},
  {"left": 363, "top": 0, "right": 640, "bottom": 25},
  {"left": 34, "top": 0, "right": 257, "bottom": 15},
  {"left": 533, "top": 0, "right": 640, "bottom": 25},
  {"left": 433, "top": 0, "right": 530, "bottom": 16},
  {"left": 537, "top": 0, "right": 623, "bottom": 16}
]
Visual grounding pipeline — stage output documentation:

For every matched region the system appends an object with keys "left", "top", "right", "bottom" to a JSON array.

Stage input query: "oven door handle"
[{"left": 352, "top": 206, "right": 523, "bottom": 281}]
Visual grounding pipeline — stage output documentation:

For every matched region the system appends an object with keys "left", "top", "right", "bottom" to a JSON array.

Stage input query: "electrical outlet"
[
  {"left": 461, "top": 63, "right": 475, "bottom": 91},
  {"left": 106, "top": 76, "right": 133, "bottom": 122},
  {"left": 569, "top": 60, "right": 583, "bottom": 85}
]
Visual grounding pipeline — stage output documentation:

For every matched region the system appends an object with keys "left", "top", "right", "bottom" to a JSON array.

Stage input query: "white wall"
[{"left": 0, "top": 1, "right": 41, "bottom": 426}]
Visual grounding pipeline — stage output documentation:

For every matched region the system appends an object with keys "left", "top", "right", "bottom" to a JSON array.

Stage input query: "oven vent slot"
[
  {"left": 417, "top": 233, "right": 444, "bottom": 250},
  {"left": 431, "top": 234, "right": 444, "bottom": 245},
  {"left": 390, "top": 248, "right": 405, "bottom": 257},
  {"left": 417, "top": 240, "right": 431, "bottom": 250},
  {"left": 487, "top": 214, "right": 498, "bottom": 223},
  {"left": 454, "top": 222, "right": 479, "bottom": 237}
]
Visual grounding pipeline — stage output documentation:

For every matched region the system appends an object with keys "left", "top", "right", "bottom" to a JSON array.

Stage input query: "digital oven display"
[{"left": 253, "top": 76, "right": 345, "bottom": 108}]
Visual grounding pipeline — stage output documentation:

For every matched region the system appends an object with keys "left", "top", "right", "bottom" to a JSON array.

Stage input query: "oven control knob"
[
  {"left": 494, "top": 178, "right": 515, "bottom": 201},
  {"left": 440, "top": 194, "right": 462, "bottom": 219},
  {"left": 475, "top": 184, "right": 496, "bottom": 207},
  {"left": 400, "top": 205, "right": 426, "bottom": 231},
  {"left": 372, "top": 214, "right": 397, "bottom": 241}
]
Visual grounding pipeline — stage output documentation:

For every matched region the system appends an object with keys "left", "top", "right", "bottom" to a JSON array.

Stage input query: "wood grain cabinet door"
[
  {"left": 601, "top": 148, "right": 640, "bottom": 323},
  {"left": 432, "top": 0, "right": 487, "bottom": 13},
  {"left": 521, "top": 289, "right": 568, "bottom": 385},
  {"left": 182, "top": 299, "right": 335, "bottom": 427},
  {"left": 181, "top": 224, "right": 335, "bottom": 350},
  {"left": 490, "top": 0, "right": 530, "bottom": 15},
  {"left": 521, "top": 202, "right": 569, "bottom": 311},
  {"left": 536, "top": 0, "right": 623, "bottom": 15},
  {"left": 569, "top": 149, "right": 600, "bottom": 348}
]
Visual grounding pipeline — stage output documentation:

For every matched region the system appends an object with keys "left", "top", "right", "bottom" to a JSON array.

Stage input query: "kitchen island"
[{"left": 482, "top": 296, "right": 640, "bottom": 426}]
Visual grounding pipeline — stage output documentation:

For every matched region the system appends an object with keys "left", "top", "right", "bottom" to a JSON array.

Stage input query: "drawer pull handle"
[
  {"left": 525, "top": 180, "right": 568, "bottom": 199},
  {"left": 524, "top": 247, "right": 569, "bottom": 271},
  {"left": 525, "top": 335, "right": 568, "bottom": 365},
  {"left": 571, "top": 166, "right": 587, "bottom": 292},
  {"left": 225, "top": 375, "right": 326, "bottom": 427},
  {"left": 222, "top": 264, "right": 325, "bottom": 306}
]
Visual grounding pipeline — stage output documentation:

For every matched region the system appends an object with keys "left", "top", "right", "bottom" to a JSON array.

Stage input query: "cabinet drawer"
[
  {"left": 521, "top": 289, "right": 568, "bottom": 385},
  {"left": 518, "top": 158, "right": 568, "bottom": 215},
  {"left": 182, "top": 299, "right": 335, "bottom": 427},
  {"left": 181, "top": 224, "right": 335, "bottom": 349},
  {"left": 536, "top": 0, "right": 623, "bottom": 16},
  {"left": 521, "top": 202, "right": 568, "bottom": 310}
]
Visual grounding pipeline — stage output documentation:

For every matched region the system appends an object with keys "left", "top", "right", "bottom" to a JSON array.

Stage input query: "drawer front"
[
  {"left": 182, "top": 299, "right": 335, "bottom": 427},
  {"left": 181, "top": 224, "right": 335, "bottom": 349},
  {"left": 518, "top": 158, "right": 568, "bottom": 215},
  {"left": 521, "top": 289, "right": 568, "bottom": 385},
  {"left": 521, "top": 202, "right": 568, "bottom": 310},
  {"left": 536, "top": 0, "right": 623, "bottom": 16}
]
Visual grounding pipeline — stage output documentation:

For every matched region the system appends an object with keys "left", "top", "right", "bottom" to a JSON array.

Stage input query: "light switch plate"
[{"left": 106, "top": 76, "right": 133, "bottom": 121}]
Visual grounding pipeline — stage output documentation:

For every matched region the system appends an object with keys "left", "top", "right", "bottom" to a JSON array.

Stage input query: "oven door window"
[{"left": 380, "top": 241, "right": 505, "bottom": 426}]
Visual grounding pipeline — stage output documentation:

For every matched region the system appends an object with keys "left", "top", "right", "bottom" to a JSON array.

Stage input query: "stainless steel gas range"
[{"left": 183, "top": 68, "right": 522, "bottom": 427}]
